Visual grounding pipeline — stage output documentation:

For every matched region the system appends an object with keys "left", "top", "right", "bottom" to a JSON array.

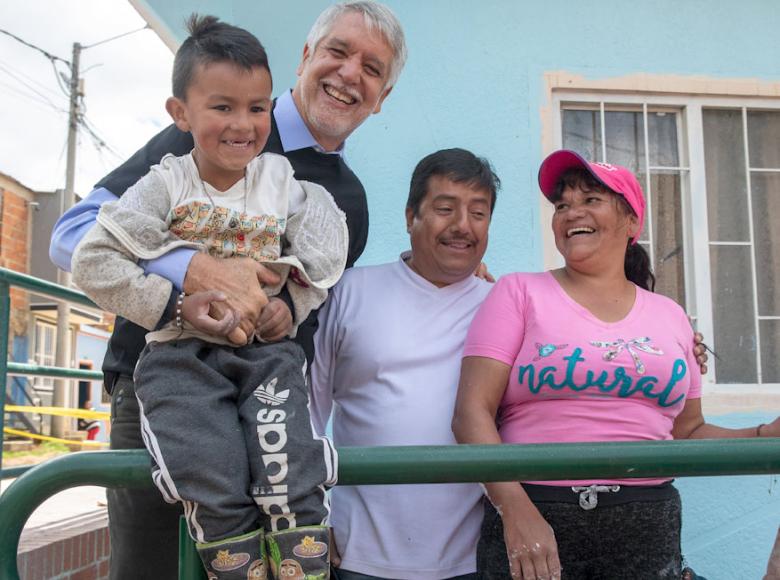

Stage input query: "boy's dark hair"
[
  {"left": 406, "top": 148, "right": 500, "bottom": 216},
  {"left": 172, "top": 14, "right": 270, "bottom": 99}
]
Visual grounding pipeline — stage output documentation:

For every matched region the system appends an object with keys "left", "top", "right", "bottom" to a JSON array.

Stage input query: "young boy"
[{"left": 72, "top": 15, "right": 345, "bottom": 580}]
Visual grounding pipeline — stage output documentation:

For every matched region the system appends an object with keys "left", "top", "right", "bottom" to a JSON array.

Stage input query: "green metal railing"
[
  {"left": 0, "top": 440, "right": 779, "bottom": 579},
  {"left": 0, "top": 267, "right": 102, "bottom": 475}
]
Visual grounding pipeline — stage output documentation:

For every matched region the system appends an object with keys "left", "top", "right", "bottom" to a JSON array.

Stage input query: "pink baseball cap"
[{"left": 538, "top": 149, "right": 645, "bottom": 244}]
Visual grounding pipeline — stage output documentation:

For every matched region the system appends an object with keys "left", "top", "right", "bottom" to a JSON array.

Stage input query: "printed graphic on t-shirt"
[
  {"left": 169, "top": 201, "right": 285, "bottom": 262},
  {"left": 590, "top": 336, "right": 664, "bottom": 374},
  {"left": 517, "top": 336, "right": 687, "bottom": 408}
]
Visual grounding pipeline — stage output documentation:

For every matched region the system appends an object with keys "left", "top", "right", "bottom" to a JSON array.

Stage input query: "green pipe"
[
  {"left": 6, "top": 362, "right": 103, "bottom": 381},
  {"left": 0, "top": 451, "right": 150, "bottom": 580},
  {"left": 338, "top": 438, "right": 780, "bottom": 484},
  {"left": 0, "top": 465, "right": 34, "bottom": 480},
  {"left": 0, "top": 267, "right": 96, "bottom": 308},
  {"left": 1, "top": 440, "right": 779, "bottom": 579},
  {"left": 179, "top": 518, "right": 208, "bottom": 580},
  {"left": 0, "top": 280, "right": 10, "bottom": 473}
]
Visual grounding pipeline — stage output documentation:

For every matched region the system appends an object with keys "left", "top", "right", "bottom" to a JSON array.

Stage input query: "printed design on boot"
[
  {"left": 292, "top": 536, "right": 327, "bottom": 559},
  {"left": 279, "top": 558, "right": 305, "bottom": 579},
  {"left": 247, "top": 559, "right": 267, "bottom": 579},
  {"left": 254, "top": 377, "right": 289, "bottom": 406},
  {"left": 212, "top": 549, "right": 251, "bottom": 571}
]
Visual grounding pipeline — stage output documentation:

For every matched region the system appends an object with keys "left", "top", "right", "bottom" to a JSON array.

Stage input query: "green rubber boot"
[
  {"left": 196, "top": 529, "right": 268, "bottom": 579},
  {"left": 266, "top": 526, "right": 330, "bottom": 580}
]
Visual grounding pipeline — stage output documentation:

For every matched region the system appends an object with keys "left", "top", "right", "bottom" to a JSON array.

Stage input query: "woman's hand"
[
  {"left": 494, "top": 490, "right": 561, "bottom": 580},
  {"left": 180, "top": 290, "right": 241, "bottom": 337},
  {"left": 692, "top": 332, "right": 709, "bottom": 375},
  {"left": 759, "top": 417, "right": 780, "bottom": 438}
]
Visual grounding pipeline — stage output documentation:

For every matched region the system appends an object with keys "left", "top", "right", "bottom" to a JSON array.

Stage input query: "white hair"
[{"left": 305, "top": 1, "right": 408, "bottom": 87}]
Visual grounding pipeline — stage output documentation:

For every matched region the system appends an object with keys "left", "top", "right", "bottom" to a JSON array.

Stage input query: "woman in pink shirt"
[{"left": 452, "top": 150, "right": 780, "bottom": 580}]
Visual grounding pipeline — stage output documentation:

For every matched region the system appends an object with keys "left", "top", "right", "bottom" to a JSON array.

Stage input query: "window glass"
[
  {"left": 562, "top": 109, "right": 603, "bottom": 162},
  {"left": 710, "top": 245, "right": 757, "bottom": 383},
  {"left": 605, "top": 111, "right": 645, "bottom": 174},
  {"left": 651, "top": 171, "right": 686, "bottom": 309},
  {"left": 747, "top": 110, "right": 780, "bottom": 169},
  {"left": 648, "top": 112, "right": 679, "bottom": 167},
  {"left": 703, "top": 109, "right": 749, "bottom": 242},
  {"left": 760, "top": 320, "right": 780, "bottom": 383},
  {"left": 751, "top": 172, "right": 780, "bottom": 316}
]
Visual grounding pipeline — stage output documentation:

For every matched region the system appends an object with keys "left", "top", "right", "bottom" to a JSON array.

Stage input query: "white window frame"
[
  {"left": 547, "top": 91, "right": 780, "bottom": 390},
  {"left": 32, "top": 319, "right": 57, "bottom": 393}
]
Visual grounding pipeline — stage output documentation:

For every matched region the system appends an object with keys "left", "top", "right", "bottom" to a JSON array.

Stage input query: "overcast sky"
[{"left": 0, "top": 0, "right": 173, "bottom": 196}]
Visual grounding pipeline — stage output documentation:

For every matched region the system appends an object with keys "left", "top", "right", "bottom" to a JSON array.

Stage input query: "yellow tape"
[
  {"left": 5, "top": 405, "right": 109, "bottom": 420},
  {"left": 3, "top": 427, "right": 108, "bottom": 448}
]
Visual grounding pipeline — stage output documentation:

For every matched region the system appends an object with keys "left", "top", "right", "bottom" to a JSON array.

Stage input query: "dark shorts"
[{"left": 478, "top": 484, "right": 683, "bottom": 580}]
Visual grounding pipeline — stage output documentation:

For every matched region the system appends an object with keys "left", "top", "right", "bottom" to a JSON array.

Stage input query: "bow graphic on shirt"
[{"left": 589, "top": 337, "right": 664, "bottom": 375}]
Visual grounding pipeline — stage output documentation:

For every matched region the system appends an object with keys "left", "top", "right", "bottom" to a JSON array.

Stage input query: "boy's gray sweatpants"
[{"left": 133, "top": 338, "right": 337, "bottom": 544}]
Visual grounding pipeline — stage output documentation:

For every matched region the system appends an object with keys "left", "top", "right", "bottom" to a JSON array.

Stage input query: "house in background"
[
  {"left": 1, "top": 171, "right": 110, "bottom": 440},
  {"left": 129, "top": 1, "right": 780, "bottom": 576}
]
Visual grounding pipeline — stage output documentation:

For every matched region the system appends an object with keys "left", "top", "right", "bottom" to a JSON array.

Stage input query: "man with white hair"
[{"left": 50, "top": 3, "right": 406, "bottom": 578}]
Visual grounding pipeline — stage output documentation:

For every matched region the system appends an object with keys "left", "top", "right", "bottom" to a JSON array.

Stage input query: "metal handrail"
[
  {"left": 0, "top": 440, "right": 779, "bottom": 580},
  {"left": 0, "top": 268, "right": 97, "bottom": 309},
  {"left": 0, "top": 267, "right": 103, "bottom": 473}
]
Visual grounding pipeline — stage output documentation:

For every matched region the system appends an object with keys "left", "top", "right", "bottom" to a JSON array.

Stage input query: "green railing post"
[
  {"left": 0, "top": 450, "right": 151, "bottom": 580},
  {"left": 179, "top": 518, "right": 208, "bottom": 580},
  {"left": 0, "top": 279, "right": 10, "bottom": 473},
  {"left": 0, "top": 267, "right": 102, "bottom": 477}
]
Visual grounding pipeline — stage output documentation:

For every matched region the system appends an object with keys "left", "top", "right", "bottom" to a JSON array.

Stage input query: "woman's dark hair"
[
  {"left": 550, "top": 167, "right": 655, "bottom": 291},
  {"left": 172, "top": 14, "right": 270, "bottom": 99}
]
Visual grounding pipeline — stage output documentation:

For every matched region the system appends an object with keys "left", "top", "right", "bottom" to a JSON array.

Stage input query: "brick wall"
[
  {"left": 16, "top": 525, "right": 110, "bottom": 580},
  {"left": 0, "top": 185, "right": 31, "bottom": 336}
]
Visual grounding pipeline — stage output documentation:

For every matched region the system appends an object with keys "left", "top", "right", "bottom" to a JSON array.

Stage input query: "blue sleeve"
[
  {"left": 48, "top": 186, "right": 196, "bottom": 289},
  {"left": 49, "top": 187, "right": 117, "bottom": 272}
]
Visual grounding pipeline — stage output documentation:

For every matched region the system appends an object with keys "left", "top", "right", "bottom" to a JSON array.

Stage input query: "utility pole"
[{"left": 52, "top": 42, "right": 81, "bottom": 438}]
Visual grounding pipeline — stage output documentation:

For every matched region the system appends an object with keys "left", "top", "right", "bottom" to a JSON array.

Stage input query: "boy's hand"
[
  {"left": 181, "top": 291, "right": 240, "bottom": 337},
  {"left": 183, "top": 253, "right": 280, "bottom": 344},
  {"left": 256, "top": 297, "right": 293, "bottom": 342}
]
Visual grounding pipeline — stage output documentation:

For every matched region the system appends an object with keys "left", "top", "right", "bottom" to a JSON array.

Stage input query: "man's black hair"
[
  {"left": 172, "top": 14, "right": 270, "bottom": 99},
  {"left": 406, "top": 148, "right": 500, "bottom": 216}
]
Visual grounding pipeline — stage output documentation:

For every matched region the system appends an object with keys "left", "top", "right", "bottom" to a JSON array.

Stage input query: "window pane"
[
  {"left": 604, "top": 111, "right": 645, "bottom": 175},
  {"left": 710, "top": 245, "right": 757, "bottom": 383},
  {"left": 562, "top": 109, "right": 603, "bottom": 162},
  {"left": 703, "top": 109, "right": 749, "bottom": 242},
  {"left": 747, "top": 110, "right": 780, "bottom": 169},
  {"left": 637, "top": 171, "right": 649, "bottom": 243},
  {"left": 648, "top": 112, "right": 679, "bottom": 167},
  {"left": 651, "top": 171, "right": 686, "bottom": 309},
  {"left": 751, "top": 172, "right": 780, "bottom": 316},
  {"left": 760, "top": 320, "right": 780, "bottom": 383}
]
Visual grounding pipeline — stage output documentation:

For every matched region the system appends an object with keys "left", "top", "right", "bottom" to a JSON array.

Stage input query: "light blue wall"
[
  {"left": 137, "top": 2, "right": 780, "bottom": 576},
  {"left": 139, "top": 0, "right": 780, "bottom": 277}
]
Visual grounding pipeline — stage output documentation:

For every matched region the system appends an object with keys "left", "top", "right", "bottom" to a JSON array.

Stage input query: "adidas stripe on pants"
[{"left": 134, "top": 337, "right": 337, "bottom": 543}]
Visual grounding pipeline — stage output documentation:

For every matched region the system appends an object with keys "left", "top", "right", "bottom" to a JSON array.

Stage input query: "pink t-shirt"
[{"left": 463, "top": 271, "right": 701, "bottom": 486}]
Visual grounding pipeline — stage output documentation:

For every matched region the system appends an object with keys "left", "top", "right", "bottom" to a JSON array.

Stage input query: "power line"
[
  {"left": 0, "top": 65, "right": 67, "bottom": 111},
  {"left": 0, "top": 57, "right": 66, "bottom": 101},
  {"left": 0, "top": 79, "right": 68, "bottom": 114},
  {"left": 82, "top": 24, "right": 150, "bottom": 49},
  {"left": 0, "top": 28, "right": 69, "bottom": 66},
  {"left": 80, "top": 115, "right": 125, "bottom": 161}
]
